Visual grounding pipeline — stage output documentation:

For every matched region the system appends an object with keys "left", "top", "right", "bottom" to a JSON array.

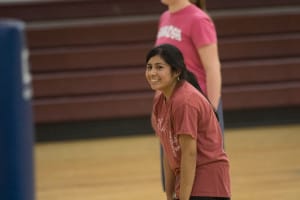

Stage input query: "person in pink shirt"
[
  {"left": 145, "top": 44, "right": 230, "bottom": 200},
  {"left": 156, "top": 0, "right": 224, "bottom": 132}
]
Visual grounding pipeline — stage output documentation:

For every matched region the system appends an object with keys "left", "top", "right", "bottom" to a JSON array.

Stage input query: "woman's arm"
[
  {"left": 163, "top": 153, "right": 176, "bottom": 200},
  {"left": 198, "top": 43, "right": 222, "bottom": 110},
  {"left": 179, "top": 134, "right": 197, "bottom": 200}
]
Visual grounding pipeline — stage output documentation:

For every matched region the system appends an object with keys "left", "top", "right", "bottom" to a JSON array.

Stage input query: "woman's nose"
[{"left": 150, "top": 68, "right": 157, "bottom": 75}]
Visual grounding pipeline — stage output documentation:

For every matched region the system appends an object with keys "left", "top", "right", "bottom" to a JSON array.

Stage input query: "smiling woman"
[
  {"left": 146, "top": 57, "right": 178, "bottom": 99},
  {"left": 145, "top": 44, "right": 230, "bottom": 200},
  {"left": 145, "top": 44, "right": 203, "bottom": 98}
]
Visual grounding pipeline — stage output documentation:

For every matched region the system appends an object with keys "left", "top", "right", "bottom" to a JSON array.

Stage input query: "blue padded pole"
[{"left": 0, "top": 20, "right": 35, "bottom": 200}]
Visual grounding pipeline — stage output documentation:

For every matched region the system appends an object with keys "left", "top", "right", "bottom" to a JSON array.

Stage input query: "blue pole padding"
[{"left": 0, "top": 20, "right": 35, "bottom": 200}]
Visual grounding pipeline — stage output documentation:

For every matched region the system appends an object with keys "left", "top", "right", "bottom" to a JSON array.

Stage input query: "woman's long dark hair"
[{"left": 146, "top": 44, "right": 219, "bottom": 120}]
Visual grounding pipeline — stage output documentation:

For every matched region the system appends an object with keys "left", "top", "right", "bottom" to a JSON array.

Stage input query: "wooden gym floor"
[{"left": 35, "top": 123, "right": 300, "bottom": 200}]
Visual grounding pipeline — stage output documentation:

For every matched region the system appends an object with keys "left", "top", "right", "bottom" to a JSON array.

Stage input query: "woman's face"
[{"left": 145, "top": 55, "right": 178, "bottom": 97}]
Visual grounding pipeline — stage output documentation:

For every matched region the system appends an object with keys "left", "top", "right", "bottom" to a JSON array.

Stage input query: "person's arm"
[
  {"left": 163, "top": 153, "right": 176, "bottom": 200},
  {"left": 198, "top": 43, "right": 222, "bottom": 110},
  {"left": 178, "top": 134, "right": 197, "bottom": 200}
]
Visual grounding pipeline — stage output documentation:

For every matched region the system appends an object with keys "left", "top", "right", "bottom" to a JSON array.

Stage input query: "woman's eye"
[{"left": 146, "top": 65, "right": 152, "bottom": 70}]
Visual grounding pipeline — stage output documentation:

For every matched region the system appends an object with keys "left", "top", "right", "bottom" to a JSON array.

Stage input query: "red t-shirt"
[{"left": 151, "top": 81, "right": 230, "bottom": 198}]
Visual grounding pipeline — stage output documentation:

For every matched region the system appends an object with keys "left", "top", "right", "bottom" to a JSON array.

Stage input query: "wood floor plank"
[{"left": 35, "top": 124, "right": 300, "bottom": 200}]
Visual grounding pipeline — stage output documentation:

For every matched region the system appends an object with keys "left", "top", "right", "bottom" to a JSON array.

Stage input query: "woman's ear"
[
  {"left": 176, "top": 71, "right": 181, "bottom": 80},
  {"left": 176, "top": 70, "right": 182, "bottom": 76}
]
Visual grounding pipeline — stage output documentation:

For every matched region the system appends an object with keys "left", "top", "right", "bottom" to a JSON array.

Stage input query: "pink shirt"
[
  {"left": 151, "top": 81, "right": 230, "bottom": 197},
  {"left": 155, "top": 4, "right": 217, "bottom": 95}
]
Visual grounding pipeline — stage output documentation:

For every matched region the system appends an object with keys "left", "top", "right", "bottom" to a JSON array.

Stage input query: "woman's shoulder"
[
  {"left": 186, "top": 4, "right": 211, "bottom": 19},
  {"left": 160, "top": 10, "right": 171, "bottom": 19},
  {"left": 178, "top": 81, "right": 201, "bottom": 94},
  {"left": 172, "top": 81, "right": 203, "bottom": 105}
]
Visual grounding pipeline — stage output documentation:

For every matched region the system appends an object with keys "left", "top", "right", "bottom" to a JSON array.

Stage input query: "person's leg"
[
  {"left": 160, "top": 144, "right": 166, "bottom": 191},
  {"left": 216, "top": 99, "right": 225, "bottom": 148},
  {"left": 217, "top": 99, "right": 225, "bottom": 134}
]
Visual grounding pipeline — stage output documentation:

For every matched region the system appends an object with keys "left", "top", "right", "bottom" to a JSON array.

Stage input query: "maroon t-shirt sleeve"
[{"left": 172, "top": 104, "right": 198, "bottom": 139}]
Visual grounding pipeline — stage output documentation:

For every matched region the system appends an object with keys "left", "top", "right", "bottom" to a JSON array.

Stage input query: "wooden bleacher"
[
  {"left": 212, "top": 5, "right": 300, "bottom": 110},
  {"left": 0, "top": 0, "right": 299, "bottom": 136}
]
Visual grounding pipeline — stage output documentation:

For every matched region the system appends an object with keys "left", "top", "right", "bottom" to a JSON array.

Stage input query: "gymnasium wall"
[{"left": 1, "top": 0, "right": 299, "bottom": 139}]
